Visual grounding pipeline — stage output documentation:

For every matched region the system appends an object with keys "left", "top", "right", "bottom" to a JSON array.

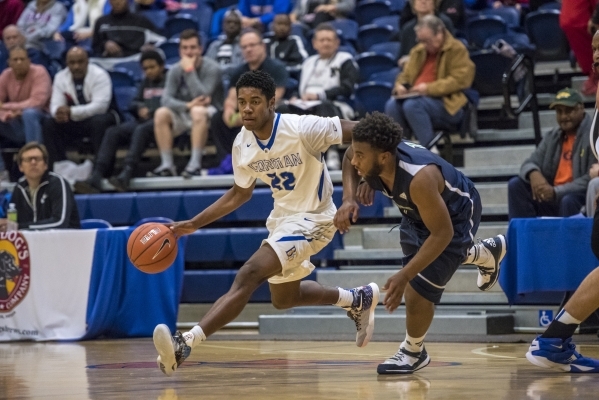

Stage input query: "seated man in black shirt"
[
  {"left": 209, "top": 28, "right": 289, "bottom": 175},
  {"left": 0, "top": 142, "right": 80, "bottom": 231}
]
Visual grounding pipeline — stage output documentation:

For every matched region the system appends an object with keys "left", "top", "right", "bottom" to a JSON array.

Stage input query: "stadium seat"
[
  {"left": 370, "top": 67, "right": 400, "bottom": 85},
  {"left": 358, "top": 24, "right": 395, "bottom": 52},
  {"left": 75, "top": 194, "right": 90, "bottom": 220},
  {"left": 165, "top": 14, "right": 199, "bottom": 38},
  {"left": 80, "top": 218, "right": 112, "bottom": 229},
  {"left": 113, "top": 61, "right": 144, "bottom": 82},
  {"left": 369, "top": 41, "right": 401, "bottom": 60},
  {"left": 387, "top": 0, "right": 405, "bottom": 13},
  {"left": 466, "top": 15, "right": 508, "bottom": 49},
  {"left": 354, "top": 81, "right": 393, "bottom": 113},
  {"left": 40, "top": 39, "right": 65, "bottom": 62},
  {"left": 159, "top": 39, "right": 181, "bottom": 65},
  {"left": 355, "top": 0, "right": 393, "bottom": 26},
  {"left": 372, "top": 16, "right": 400, "bottom": 35},
  {"left": 525, "top": 10, "right": 569, "bottom": 61},
  {"left": 135, "top": 192, "right": 184, "bottom": 222},
  {"left": 87, "top": 193, "right": 137, "bottom": 225},
  {"left": 330, "top": 19, "right": 359, "bottom": 45},
  {"left": 113, "top": 86, "right": 138, "bottom": 121},
  {"left": 185, "top": 229, "right": 231, "bottom": 262},
  {"left": 233, "top": 188, "right": 273, "bottom": 221},
  {"left": 109, "top": 68, "right": 137, "bottom": 87},
  {"left": 538, "top": 2, "right": 561, "bottom": 10},
  {"left": 229, "top": 228, "right": 269, "bottom": 261},
  {"left": 356, "top": 51, "right": 396, "bottom": 82},
  {"left": 480, "top": 7, "right": 520, "bottom": 28},
  {"left": 470, "top": 50, "right": 514, "bottom": 96},
  {"left": 140, "top": 9, "right": 168, "bottom": 31},
  {"left": 182, "top": 190, "right": 235, "bottom": 221}
]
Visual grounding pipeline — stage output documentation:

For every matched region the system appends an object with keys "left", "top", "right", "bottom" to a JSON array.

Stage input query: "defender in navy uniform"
[{"left": 335, "top": 112, "right": 506, "bottom": 374}]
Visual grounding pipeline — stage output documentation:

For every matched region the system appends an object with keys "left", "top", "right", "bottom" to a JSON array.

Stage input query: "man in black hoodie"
[
  {"left": 92, "top": 0, "right": 162, "bottom": 59},
  {"left": 74, "top": 49, "right": 166, "bottom": 193},
  {"left": 0, "top": 142, "right": 80, "bottom": 230}
]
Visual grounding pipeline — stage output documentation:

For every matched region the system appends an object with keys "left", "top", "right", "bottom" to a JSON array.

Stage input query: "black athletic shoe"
[
  {"left": 474, "top": 234, "right": 506, "bottom": 291},
  {"left": 377, "top": 346, "right": 431, "bottom": 374}
]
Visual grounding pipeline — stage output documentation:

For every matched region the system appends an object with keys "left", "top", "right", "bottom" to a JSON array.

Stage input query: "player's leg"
[
  {"left": 269, "top": 278, "right": 379, "bottom": 347},
  {"left": 154, "top": 244, "right": 283, "bottom": 376},
  {"left": 526, "top": 267, "right": 599, "bottom": 373}
]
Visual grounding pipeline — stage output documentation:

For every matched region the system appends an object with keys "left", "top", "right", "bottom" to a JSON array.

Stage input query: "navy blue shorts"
[{"left": 400, "top": 190, "right": 482, "bottom": 304}]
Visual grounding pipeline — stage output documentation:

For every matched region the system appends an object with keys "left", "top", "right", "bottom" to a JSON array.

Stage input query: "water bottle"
[{"left": 7, "top": 203, "right": 17, "bottom": 231}]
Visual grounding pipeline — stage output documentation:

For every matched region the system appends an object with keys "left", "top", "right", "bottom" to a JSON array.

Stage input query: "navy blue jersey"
[{"left": 364, "top": 140, "right": 478, "bottom": 226}]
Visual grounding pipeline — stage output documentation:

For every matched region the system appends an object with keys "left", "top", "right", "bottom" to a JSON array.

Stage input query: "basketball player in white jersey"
[
  {"left": 525, "top": 31, "right": 599, "bottom": 373},
  {"left": 152, "top": 70, "right": 379, "bottom": 376}
]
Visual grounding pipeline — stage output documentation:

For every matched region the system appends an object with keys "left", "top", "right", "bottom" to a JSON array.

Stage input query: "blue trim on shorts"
[{"left": 276, "top": 235, "right": 313, "bottom": 242}]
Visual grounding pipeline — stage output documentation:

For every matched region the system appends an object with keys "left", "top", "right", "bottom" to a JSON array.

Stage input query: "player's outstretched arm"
[
  {"left": 335, "top": 146, "right": 361, "bottom": 233},
  {"left": 171, "top": 182, "right": 256, "bottom": 236}
]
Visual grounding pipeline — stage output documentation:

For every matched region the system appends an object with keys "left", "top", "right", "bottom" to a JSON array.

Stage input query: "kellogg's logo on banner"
[{"left": 0, "top": 232, "right": 30, "bottom": 313}]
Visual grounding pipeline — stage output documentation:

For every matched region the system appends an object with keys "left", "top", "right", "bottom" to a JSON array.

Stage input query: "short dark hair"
[
  {"left": 140, "top": 49, "right": 164, "bottom": 66},
  {"left": 179, "top": 29, "right": 202, "bottom": 46},
  {"left": 235, "top": 70, "right": 276, "bottom": 100},
  {"left": 8, "top": 45, "right": 28, "bottom": 58},
  {"left": 17, "top": 142, "right": 49, "bottom": 165},
  {"left": 313, "top": 22, "right": 338, "bottom": 39},
  {"left": 240, "top": 28, "right": 263, "bottom": 41},
  {"left": 352, "top": 112, "right": 403, "bottom": 153}
]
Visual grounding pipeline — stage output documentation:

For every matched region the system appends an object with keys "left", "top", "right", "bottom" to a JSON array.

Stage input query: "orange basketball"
[{"left": 127, "top": 223, "right": 178, "bottom": 274}]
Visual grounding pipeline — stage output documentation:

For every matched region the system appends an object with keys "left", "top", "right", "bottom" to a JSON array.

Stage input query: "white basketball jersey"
[{"left": 232, "top": 113, "right": 342, "bottom": 215}]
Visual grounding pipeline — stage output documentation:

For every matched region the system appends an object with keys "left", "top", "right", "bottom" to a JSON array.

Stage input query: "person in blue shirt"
[
  {"left": 238, "top": 0, "right": 292, "bottom": 30},
  {"left": 335, "top": 112, "right": 506, "bottom": 374}
]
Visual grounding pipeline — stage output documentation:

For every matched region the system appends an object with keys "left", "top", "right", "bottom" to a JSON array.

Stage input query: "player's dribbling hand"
[
  {"left": 334, "top": 200, "right": 360, "bottom": 234},
  {"left": 356, "top": 181, "right": 374, "bottom": 206},
  {"left": 168, "top": 220, "right": 198, "bottom": 237},
  {"left": 382, "top": 271, "right": 408, "bottom": 313}
]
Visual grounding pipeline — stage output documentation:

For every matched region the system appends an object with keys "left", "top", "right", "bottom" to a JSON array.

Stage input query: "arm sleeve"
[
  {"left": 183, "top": 63, "right": 222, "bottom": 99},
  {"left": 29, "top": 5, "right": 67, "bottom": 41},
  {"left": 259, "top": 0, "right": 291, "bottom": 24},
  {"left": 298, "top": 115, "right": 343, "bottom": 153},
  {"left": 2, "top": 68, "right": 51, "bottom": 111},
  {"left": 50, "top": 75, "right": 67, "bottom": 116},
  {"left": 323, "top": 59, "right": 358, "bottom": 100},
  {"left": 161, "top": 67, "right": 188, "bottom": 113},
  {"left": 232, "top": 142, "right": 257, "bottom": 188},
  {"left": 70, "top": 71, "right": 113, "bottom": 121},
  {"left": 59, "top": 7, "right": 75, "bottom": 32},
  {"left": 519, "top": 131, "right": 552, "bottom": 182},
  {"left": 130, "top": 81, "right": 146, "bottom": 114},
  {"left": 91, "top": 16, "right": 106, "bottom": 56},
  {"left": 238, "top": 0, "right": 251, "bottom": 17},
  {"left": 21, "top": 177, "right": 74, "bottom": 229}
]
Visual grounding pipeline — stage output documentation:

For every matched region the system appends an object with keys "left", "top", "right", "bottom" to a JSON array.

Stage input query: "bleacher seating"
[
  {"left": 355, "top": 0, "right": 393, "bottom": 26},
  {"left": 354, "top": 81, "right": 393, "bottom": 113},
  {"left": 525, "top": 9, "right": 570, "bottom": 61},
  {"left": 357, "top": 24, "right": 394, "bottom": 52},
  {"left": 356, "top": 51, "right": 396, "bottom": 82},
  {"left": 466, "top": 15, "right": 508, "bottom": 49},
  {"left": 165, "top": 14, "right": 200, "bottom": 38}
]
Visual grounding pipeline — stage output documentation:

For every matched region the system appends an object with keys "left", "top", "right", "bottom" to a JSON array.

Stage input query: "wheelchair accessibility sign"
[{"left": 539, "top": 310, "right": 553, "bottom": 327}]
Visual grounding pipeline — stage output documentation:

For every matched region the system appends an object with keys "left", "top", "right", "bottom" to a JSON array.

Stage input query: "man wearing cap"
[{"left": 507, "top": 87, "right": 597, "bottom": 219}]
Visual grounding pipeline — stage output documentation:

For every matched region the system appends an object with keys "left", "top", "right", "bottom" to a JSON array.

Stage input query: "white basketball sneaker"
[
  {"left": 473, "top": 234, "right": 506, "bottom": 291},
  {"left": 153, "top": 324, "right": 191, "bottom": 376},
  {"left": 344, "top": 282, "right": 380, "bottom": 347}
]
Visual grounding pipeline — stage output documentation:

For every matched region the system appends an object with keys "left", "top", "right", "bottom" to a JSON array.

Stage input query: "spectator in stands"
[
  {"left": 560, "top": 0, "right": 597, "bottom": 96},
  {"left": 205, "top": 9, "right": 244, "bottom": 85},
  {"left": 278, "top": 23, "right": 357, "bottom": 170},
  {"left": 54, "top": 0, "right": 111, "bottom": 49},
  {"left": 208, "top": 28, "right": 288, "bottom": 175},
  {"left": 0, "top": 0, "right": 25, "bottom": 40},
  {"left": 43, "top": 46, "right": 117, "bottom": 169},
  {"left": 400, "top": 0, "right": 463, "bottom": 31},
  {"left": 74, "top": 49, "right": 166, "bottom": 193},
  {"left": 0, "top": 46, "right": 52, "bottom": 182},
  {"left": 397, "top": 0, "right": 455, "bottom": 68},
  {"left": 17, "top": 0, "right": 67, "bottom": 51},
  {"left": 264, "top": 14, "right": 308, "bottom": 73},
  {"left": 149, "top": 29, "right": 224, "bottom": 178},
  {"left": 290, "top": 0, "right": 355, "bottom": 29},
  {"left": 0, "top": 142, "right": 80, "bottom": 230},
  {"left": 91, "top": 0, "right": 164, "bottom": 69},
  {"left": 1, "top": 25, "right": 26, "bottom": 71},
  {"left": 385, "top": 15, "right": 474, "bottom": 150},
  {"left": 586, "top": 163, "right": 599, "bottom": 216},
  {"left": 508, "top": 88, "right": 596, "bottom": 219},
  {"left": 238, "top": 0, "right": 291, "bottom": 31}
]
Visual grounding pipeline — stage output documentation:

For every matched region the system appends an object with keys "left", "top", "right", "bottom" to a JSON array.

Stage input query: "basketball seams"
[{"left": 127, "top": 223, "right": 178, "bottom": 273}]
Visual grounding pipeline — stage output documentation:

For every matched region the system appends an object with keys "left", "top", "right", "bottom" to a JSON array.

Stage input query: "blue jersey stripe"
[
  {"left": 255, "top": 113, "right": 281, "bottom": 151},
  {"left": 276, "top": 235, "right": 313, "bottom": 242}
]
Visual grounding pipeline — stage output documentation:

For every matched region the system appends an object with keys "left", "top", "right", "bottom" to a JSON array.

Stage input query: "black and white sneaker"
[
  {"left": 473, "top": 234, "right": 506, "bottom": 291},
  {"left": 153, "top": 324, "right": 191, "bottom": 376},
  {"left": 344, "top": 282, "right": 379, "bottom": 347},
  {"left": 147, "top": 166, "right": 177, "bottom": 178},
  {"left": 377, "top": 346, "right": 431, "bottom": 374}
]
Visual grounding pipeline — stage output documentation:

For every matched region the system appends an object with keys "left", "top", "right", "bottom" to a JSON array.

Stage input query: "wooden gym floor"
[{"left": 1, "top": 338, "right": 598, "bottom": 400}]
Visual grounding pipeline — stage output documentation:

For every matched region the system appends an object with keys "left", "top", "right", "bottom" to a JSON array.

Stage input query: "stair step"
[
  {"left": 259, "top": 310, "right": 514, "bottom": 335},
  {"left": 463, "top": 145, "right": 534, "bottom": 168}
]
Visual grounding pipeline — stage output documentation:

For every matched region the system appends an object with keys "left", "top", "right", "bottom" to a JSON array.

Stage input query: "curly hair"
[
  {"left": 235, "top": 70, "right": 276, "bottom": 100},
  {"left": 352, "top": 112, "right": 403, "bottom": 153}
]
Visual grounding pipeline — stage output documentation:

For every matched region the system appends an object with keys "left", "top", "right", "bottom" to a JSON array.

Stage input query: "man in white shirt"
[{"left": 152, "top": 70, "right": 379, "bottom": 376}]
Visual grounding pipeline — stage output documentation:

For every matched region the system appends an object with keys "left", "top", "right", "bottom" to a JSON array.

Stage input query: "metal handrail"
[{"left": 501, "top": 54, "right": 542, "bottom": 145}]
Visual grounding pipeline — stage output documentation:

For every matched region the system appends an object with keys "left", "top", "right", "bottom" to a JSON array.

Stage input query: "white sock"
[
  {"left": 556, "top": 309, "right": 582, "bottom": 325},
  {"left": 159, "top": 150, "right": 174, "bottom": 169},
  {"left": 402, "top": 333, "right": 426, "bottom": 353},
  {"left": 464, "top": 242, "right": 490, "bottom": 265},
  {"left": 185, "top": 148, "right": 202, "bottom": 172},
  {"left": 334, "top": 288, "right": 354, "bottom": 308},
  {"left": 182, "top": 325, "right": 206, "bottom": 349}
]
